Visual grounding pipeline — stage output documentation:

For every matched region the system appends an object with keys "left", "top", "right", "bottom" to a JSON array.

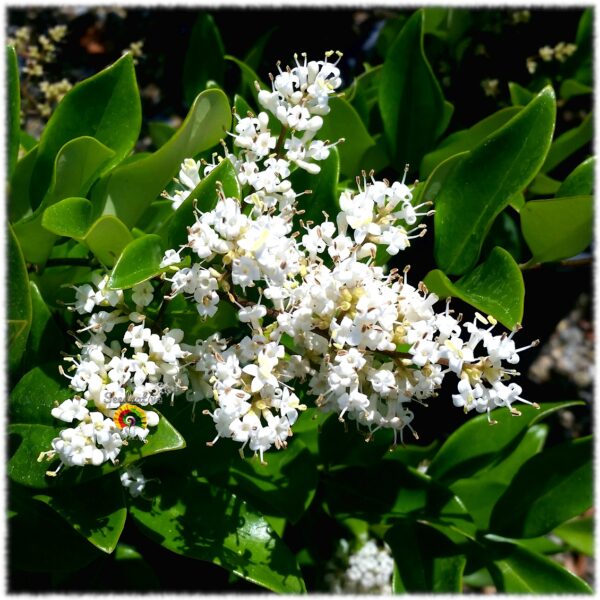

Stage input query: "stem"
[
  {"left": 520, "top": 255, "right": 593, "bottom": 271},
  {"left": 274, "top": 125, "right": 288, "bottom": 158}
]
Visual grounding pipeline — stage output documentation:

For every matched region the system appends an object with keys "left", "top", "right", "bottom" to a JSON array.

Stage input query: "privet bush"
[{"left": 8, "top": 8, "right": 593, "bottom": 594}]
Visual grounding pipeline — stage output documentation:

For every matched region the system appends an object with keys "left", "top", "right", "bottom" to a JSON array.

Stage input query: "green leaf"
[
  {"left": 521, "top": 195, "right": 592, "bottom": 264},
  {"left": 427, "top": 401, "right": 582, "bottom": 484},
  {"left": 553, "top": 517, "right": 594, "bottom": 556},
  {"left": 129, "top": 475, "right": 306, "bottom": 593},
  {"left": 8, "top": 224, "right": 32, "bottom": 374},
  {"left": 83, "top": 215, "right": 134, "bottom": 267},
  {"left": 318, "top": 97, "right": 375, "bottom": 177},
  {"left": 528, "top": 172, "right": 561, "bottom": 196},
  {"left": 22, "top": 283, "right": 65, "bottom": 373},
  {"left": 30, "top": 54, "right": 141, "bottom": 208},
  {"left": 420, "top": 107, "right": 521, "bottom": 179},
  {"left": 96, "top": 88, "right": 231, "bottom": 228},
  {"left": 433, "top": 86, "right": 556, "bottom": 275},
  {"left": 484, "top": 535, "right": 592, "bottom": 593},
  {"left": 42, "top": 197, "right": 93, "bottom": 238},
  {"left": 148, "top": 121, "right": 176, "bottom": 148},
  {"left": 183, "top": 13, "right": 225, "bottom": 106},
  {"left": 290, "top": 147, "right": 340, "bottom": 225},
  {"left": 9, "top": 144, "right": 38, "bottom": 223},
  {"left": 229, "top": 438, "right": 318, "bottom": 524},
  {"left": 423, "top": 247, "right": 524, "bottom": 329},
  {"left": 559, "top": 79, "right": 592, "bottom": 101},
  {"left": 20, "top": 130, "right": 38, "bottom": 152},
  {"left": 556, "top": 156, "right": 595, "bottom": 197},
  {"left": 508, "top": 82, "right": 535, "bottom": 106},
  {"left": 542, "top": 112, "right": 592, "bottom": 174},
  {"left": 161, "top": 157, "right": 240, "bottom": 249},
  {"left": 107, "top": 234, "right": 164, "bottom": 289},
  {"left": 225, "top": 55, "right": 265, "bottom": 106},
  {"left": 386, "top": 520, "right": 466, "bottom": 592},
  {"left": 379, "top": 10, "right": 449, "bottom": 174},
  {"left": 490, "top": 436, "right": 592, "bottom": 539},
  {"left": 7, "top": 45, "right": 20, "bottom": 179},
  {"left": 34, "top": 473, "right": 127, "bottom": 553}
]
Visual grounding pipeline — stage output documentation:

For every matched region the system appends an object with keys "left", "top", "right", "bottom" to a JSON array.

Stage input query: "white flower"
[{"left": 131, "top": 281, "right": 154, "bottom": 307}]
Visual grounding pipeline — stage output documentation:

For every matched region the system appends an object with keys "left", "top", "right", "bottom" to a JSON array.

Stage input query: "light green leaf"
[
  {"left": 542, "top": 112, "right": 592, "bottom": 174},
  {"left": 490, "top": 436, "right": 592, "bottom": 538},
  {"left": 42, "top": 197, "right": 93, "bottom": 238},
  {"left": 379, "top": 10, "right": 449, "bottom": 174},
  {"left": 30, "top": 54, "right": 140, "bottom": 208},
  {"left": 34, "top": 473, "right": 127, "bottom": 553},
  {"left": 423, "top": 247, "right": 524, "bottom": 329},
  {"left": 433, "top": 87, "right": 556, "bottom": 275},
  {"left": 556, "top": 156, "right": 594, "bottom": 197},
  {"left": 508, "top": 82, "right": 535, "bottom": 106},
  {"left": 420, "top": 107, "right": 521, "bottom": 178},
  {"left": 484, "top": 535, "right": 592, "bottom": 593},
  {"left": 386, "top": 520, "right": 466, "bottom": 592},
  {"left": 129, "top": 475, "right": 306, "bottom": 593},
  {"left": 97, "top": 88, "right": 231, "bottom": 228},
  {"left": 521, "top": 195, "right": 592, "bottom": 264},
  {"left": 528, "top": 172, "right": 561, "bottom": 196},
  {"left": 83, "top": 215, "right": 134, "bottom": 267},
  {"left": 8, "top": 224, "right": 32, "bottom": 374},
  {"left": 427, "top": 401, "right": 582, "bottom": 484},
  {"left": 8, "top": 45, "right": 20, "bottom": 179},
  {"left": 107, "top": 234, "right": 164, "bottom": 289},
  {"left": 553, "top": 517, "right": 594, "bottom": 556}
]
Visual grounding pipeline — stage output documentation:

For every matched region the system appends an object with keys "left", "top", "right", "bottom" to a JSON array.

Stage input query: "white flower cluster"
[
  {"left": 326, "top": 538, "right": 394, "bottom": 594},
  {"left": 40, "top": 276, "right": 189, "bottom": 474}
]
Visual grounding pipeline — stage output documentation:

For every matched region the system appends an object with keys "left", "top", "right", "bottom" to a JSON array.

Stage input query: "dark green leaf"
[
  {"left": 556, "top": 156, "right": 595, "bottom": 197},
  {"left": 9, "top": 144, "right": 38, "bottom": 223},
  {"left": 183, "top": 13, "right": 225, "bottom": 106},
  {"left": 559, "top": 79, "right": 592, "bottom": 101},
  {"left": 420, "top": 107, "right": 521, "bottom": 179},
  {"left": 386, "top": 520, "right": 466, "bottom": 592},
  {"left": 129, "top": 475, "right": 306, "bottom": 593},
  {"left": 379, "top": 10, "right": 449, "bottom": 174},
  {"left": 42, "top": 197, "right": 93, "bottom": 239},
  {"left": 319, "top": 97, "right": 375, "bottom": 177},
  {"left": 225, "top": 55, "right": 265, "bottom": 106},
  {"left": 542, "top": 112, "right": 592, "bottom": 174},
  {"left": 484, "top": 535, "right": 592, "bottom": 593},
  {"left": 8, "top": 224, "right": 32, "bottom": 374},
  {"left": 427, "top": 401, "right": 582, "bottom": 484},
  {"left": 433, "top": 87, "right": 556, "bottom": 275},
  {"left": 95, "top": 88, "right": 231, "bottom": 228},
  {"left": 521, "top": 195, "right": 592, "bottom": 264},
  {"left": 34, "top": 473, "right": 127, "bottom": 553},
  {"left": 148, "top": 121, "right": 176, "bottom": 149},
  {"left": 553, "top": 517, "right": 594, "bottom": 556},
  {"left": 107, "top": 234, "right": 164, "bottom": 289},
  {"left": 423, "top": 247, "right": 524, "bottom": 329},
  {"left": 30, "top": 54, "right": 141, "bottom": 208},
  {"left": 7, "top": 45, "right": 20, "bottom": 179},
  {"left": 83, "top": 215, "right": 134, "bottom": 268},
  {"left": 490, "top": 436, "right": 592, "bottom": 538},
  {"left": 20, "top": 130, "right": 38, "bottom": 152}
]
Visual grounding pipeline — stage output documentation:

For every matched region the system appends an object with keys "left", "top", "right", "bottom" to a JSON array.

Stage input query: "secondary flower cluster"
[{"left": 44, "top": 51, "right": 539, "bottom": 475}]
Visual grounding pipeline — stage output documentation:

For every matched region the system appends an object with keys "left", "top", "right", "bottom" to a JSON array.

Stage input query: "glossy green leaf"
[
  {"left": 108, "top": 234, "right": 164, "bottom": 289},
  {"left": 30, "top": 54, "right": 141, "bottom": 208},
  {"left": 290, "top": 147, "right": 340, "bottom": 225},
  {"left": 34, "top": 473, "right": 127, "bottom": 553},
  {"left": 434, "top": 87, "right": 556, "bottom": 275},
  {"left": 490, "top": 436, "right": 592, "bottom": 538},
  {"left": 229, "top": 438, "right": 318, "bottom": 524},
  {"left": 83, "top": 215, "right": 134, "bottom": 267},
  {"left": 148, "top": 121, "right": 176, "bottom": 149},
  {"left": 234, "top": 94, "right": 254, "bottom": 119},
  {"left": 13, "top": 137, "right": 115, "bottom": 264},
  {"left": 8, "top": 225, "right": 32, "bottom": 374},
  {"left": 379, "top": 10, "right": 449, "bottom": 174},
  {"left": 97, "top": 88, "right": 231, "bottom": 228},
  {"left": 508, "top": 82, "right": 535, "bottom": 106},
  {"left": 420, "top": 107, "right": 521, "bottom": 179},
  {"left": 553, "top": 517, "right": 594, "bottom": 556},
  {"left": 556, "top": 156, "right": 595, "bottom": 197},
  {"left": 10, "top": 362, "right": 71, "bottom": 426},
  {"left": 9, "top": 144, "right": 38, "bottom": 223},
  {"left": 386, "top": 520, "right": 466, "bottom": 592},
  {"left": 129, "top": 475, "right": 306, "bottom": 593},
  {"left": 427, "top": 401, "right": 582, "bottom": 484},
  {"left": 521, "top": 195, "right": 592, "bottom": 264},
  {"left": 183, "top": 13, "right": 224, "bottom": 106},
  {"left": 22, "top": 283, "right": 65, "bottom": 373},
  {"left": 162, "top": 158, "right": 240, "bottom": 249},
  {"left": 560, "top": 79, "right": 592, "bottom": 101},
  {"left": 542, "top": 112, "right": 592, "bottom": 174},
  {"left": 7, "top": 45, "right": 20, "bottom": 179},
  {"left": 423, "top": 247, "right": 524, "bottom": 329},
  {"left": 484, "top": 535, "right": 592, "bottom": 593},
  {"left": 42, "top": 197, "right": 93, "bottom": 238},
  {"left": 318, "top": 97, "right": 375, "bottom": 177},
  {"left": 481, "top": 211, "right": 524, "bottom": 263}
]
